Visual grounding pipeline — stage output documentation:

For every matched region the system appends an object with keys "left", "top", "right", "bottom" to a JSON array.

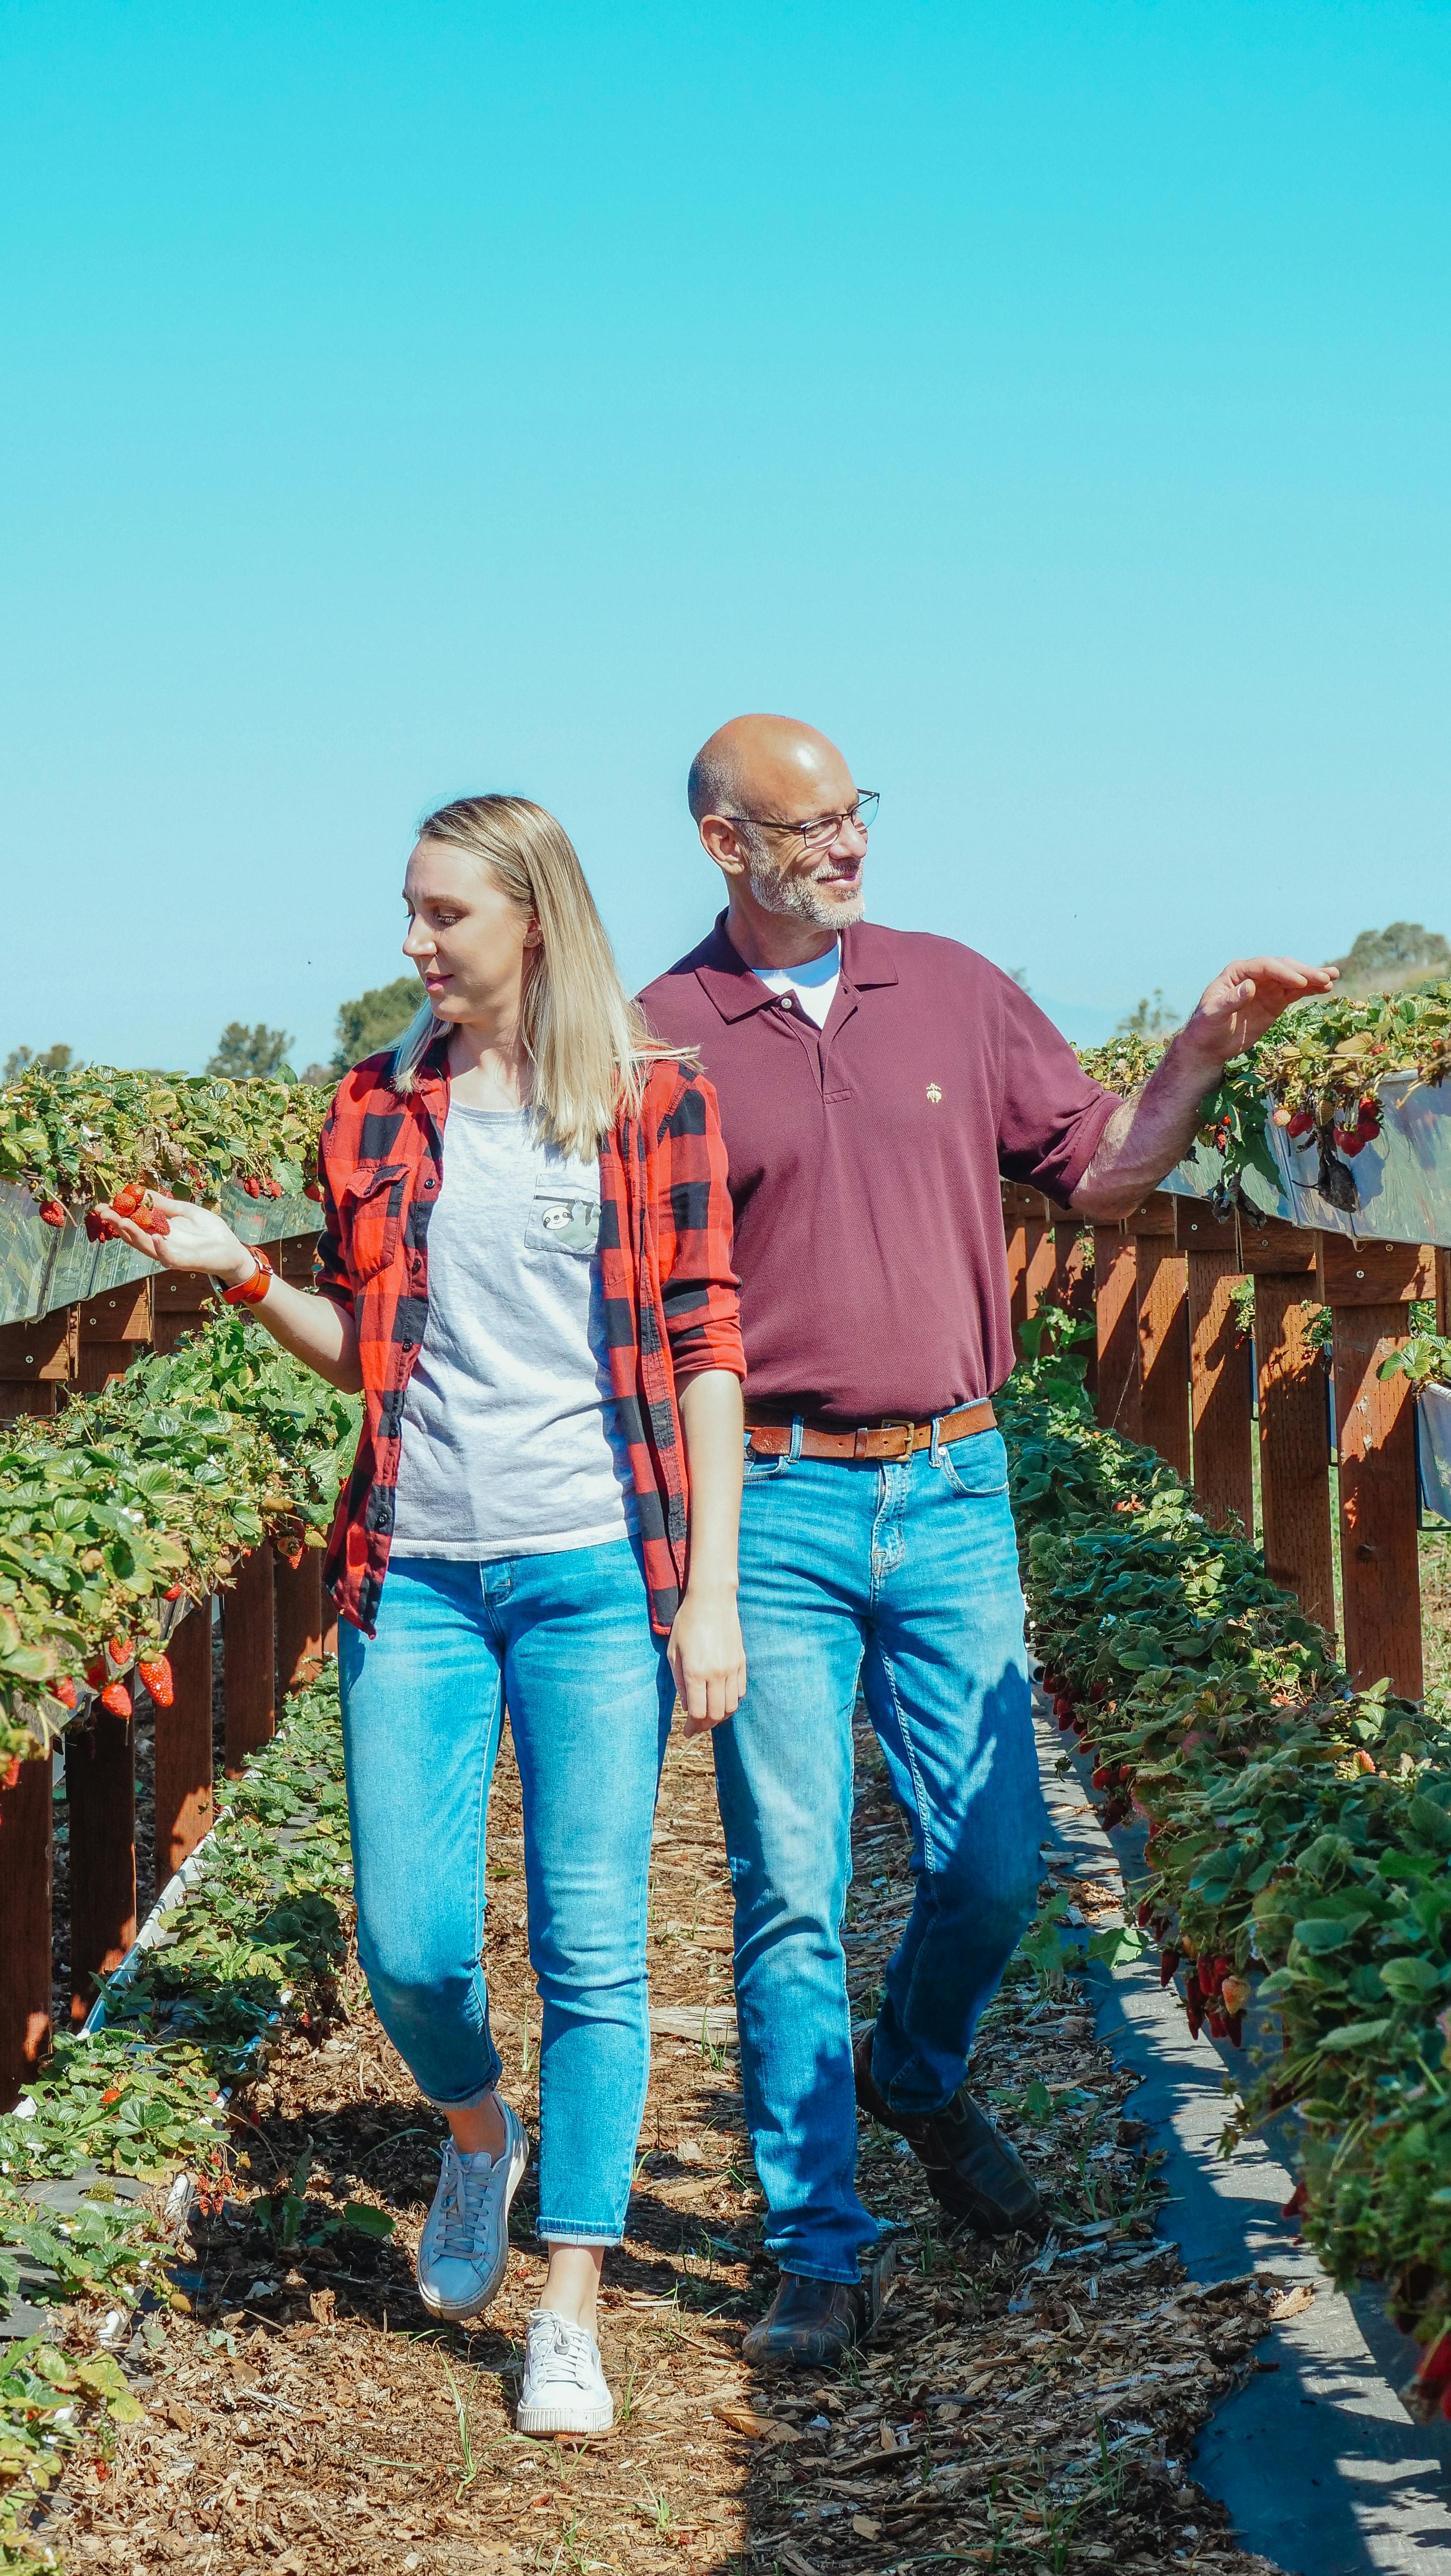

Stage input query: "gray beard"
[{"left": 743, "top": 849, "right": 866, "bottom": 928}]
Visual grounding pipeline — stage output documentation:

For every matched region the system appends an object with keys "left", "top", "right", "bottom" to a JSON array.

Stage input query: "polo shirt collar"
[{"left": 692, "top": 912, "right": 899, "bottom": 1022}]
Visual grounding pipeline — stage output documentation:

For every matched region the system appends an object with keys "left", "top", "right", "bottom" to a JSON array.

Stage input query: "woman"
[{"left": 98, "top": 796, "right": 747, "bottom": 2438}]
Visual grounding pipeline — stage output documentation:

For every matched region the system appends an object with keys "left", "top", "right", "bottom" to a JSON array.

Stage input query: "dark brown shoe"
[
  {"left": 742, "top": 2243, "right": 899, "bottom": 2369},
  {"left": 854, "top": 2030, "right": 1047, "bottom": 2240}
]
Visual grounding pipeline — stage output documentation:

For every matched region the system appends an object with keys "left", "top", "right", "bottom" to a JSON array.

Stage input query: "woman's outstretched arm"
[
  {"left": 670, "top": 1365, "right": 746, "bottom": 1737},
  {"left": 94, "top": 1192, "right": 364, "bottom": 1393}
]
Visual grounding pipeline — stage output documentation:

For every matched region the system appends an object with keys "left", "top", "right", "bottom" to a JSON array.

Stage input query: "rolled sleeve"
[{"left": 654, "top": 1069, "right": 746, "bottom": 1389}]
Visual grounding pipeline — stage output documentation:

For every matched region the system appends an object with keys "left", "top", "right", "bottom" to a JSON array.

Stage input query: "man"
[{"left": 639, "top": 713, "right": 1334, "bottom": 2365}]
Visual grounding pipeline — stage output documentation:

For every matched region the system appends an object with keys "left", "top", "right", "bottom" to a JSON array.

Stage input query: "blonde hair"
[{"left": 392, "top": 795, "right": 678, "bottom": 1158}]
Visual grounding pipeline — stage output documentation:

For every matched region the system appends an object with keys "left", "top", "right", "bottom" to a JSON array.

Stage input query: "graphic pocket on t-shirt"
[{"left": 526, "top": 1190, "right": 602, "bottom": 1256}]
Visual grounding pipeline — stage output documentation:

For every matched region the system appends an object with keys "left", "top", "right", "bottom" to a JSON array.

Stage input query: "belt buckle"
[{"left": 877, "top": 1418, "right": 915, "bottom": 1463}]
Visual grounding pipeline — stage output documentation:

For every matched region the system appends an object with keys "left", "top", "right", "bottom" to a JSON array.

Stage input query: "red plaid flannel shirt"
[{"left": 314, "top": 1038, "right": 744, "bottom": 1638}]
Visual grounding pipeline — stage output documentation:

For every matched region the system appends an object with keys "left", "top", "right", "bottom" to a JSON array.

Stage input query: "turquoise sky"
[{"left": 3, "top": 2, "right": 1447, "bottom": 1071}]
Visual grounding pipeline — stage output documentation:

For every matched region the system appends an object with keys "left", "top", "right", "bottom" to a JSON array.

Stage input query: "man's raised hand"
[{"left": 1179, "top": 956, "right": 1339, "bottom": 1070}]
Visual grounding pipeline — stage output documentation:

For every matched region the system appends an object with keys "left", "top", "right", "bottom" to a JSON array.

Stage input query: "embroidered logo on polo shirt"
[{"left": 926, "top": 1083, "right": 943, "bottom": 1104}]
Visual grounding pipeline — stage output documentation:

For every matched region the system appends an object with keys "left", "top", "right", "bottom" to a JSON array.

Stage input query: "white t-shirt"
[
  {"left": 756, "top": 942, "right": 841, "bottom": 1028},
  {"left": 390, "top": 1105, "right": 634, "bottom": 1560}
]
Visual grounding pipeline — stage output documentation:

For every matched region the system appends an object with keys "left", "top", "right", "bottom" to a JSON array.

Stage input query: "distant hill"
[{"left": 1326, "top": 922, "right": 1450, "bottom": 1000}]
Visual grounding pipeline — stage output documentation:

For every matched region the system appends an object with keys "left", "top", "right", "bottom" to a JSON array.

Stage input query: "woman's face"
[{"left": 401, "top": 839, "right": 539, "bottom": 1027}]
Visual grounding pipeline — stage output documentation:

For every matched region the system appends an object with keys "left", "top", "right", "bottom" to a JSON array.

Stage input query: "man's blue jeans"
[
  {"left": 337, "top": 1544, "right": 673, "bottom": 2244},
  {"left": 715, "top": 1424, "right": 1046, "bottom": 2282}
]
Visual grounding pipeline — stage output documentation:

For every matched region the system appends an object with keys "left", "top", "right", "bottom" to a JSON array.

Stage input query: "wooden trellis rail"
[
  {"left": 1003, "top": 1185, "right": 1451, "bottom": 1698},
  {"left": 0, "top": 1233, "right": 331, "bottom": 2112}
]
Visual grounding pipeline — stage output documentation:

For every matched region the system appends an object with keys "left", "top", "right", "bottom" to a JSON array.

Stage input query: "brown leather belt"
[{"left": 744, "top": 1400, "right": 996, "bottom": 1464}]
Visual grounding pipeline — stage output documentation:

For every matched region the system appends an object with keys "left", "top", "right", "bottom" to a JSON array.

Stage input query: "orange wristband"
[{"left": 221, "top": 1249, "right": 275, "bottom": 1307}]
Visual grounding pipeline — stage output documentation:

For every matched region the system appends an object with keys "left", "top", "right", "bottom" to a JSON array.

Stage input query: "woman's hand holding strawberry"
[{"left": 92, "top": 1189, "right": 261, "bottom": 1289}]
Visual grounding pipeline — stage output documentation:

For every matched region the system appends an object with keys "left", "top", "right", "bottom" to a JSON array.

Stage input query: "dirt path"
[{"left": 49, "top": 1712, "right": 1287, "bottom": 2576}]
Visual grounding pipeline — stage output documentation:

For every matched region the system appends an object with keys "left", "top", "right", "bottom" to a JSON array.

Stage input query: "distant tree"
[
  {"left": 1009, "top": 966, "right": 1032, "bottom": 993},
  {"left": 206, "top": 1022, "right": 294, "bottom": 1079},
  {"left": 3, "top": 1043, "right": 75, "bottom": 1083},
  {"left": 1114, "top": 989, "right": 1179, "bottom": 1039},
  {"left": 299, "top": 1062, "right": 333, "bottom": 1088},
  {"left": 1326, "top": 922, "right": 1451, "bottom": 999},
  {"left": 330, "top": 976, "right": 424, "bottom": 1074}
]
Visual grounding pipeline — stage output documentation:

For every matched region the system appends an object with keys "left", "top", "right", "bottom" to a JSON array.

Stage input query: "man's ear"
[{"left": 698, "top": 816, "right": 747, "bottom": 879}]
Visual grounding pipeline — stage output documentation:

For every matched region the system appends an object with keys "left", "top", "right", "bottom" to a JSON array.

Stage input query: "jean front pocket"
[
  {"left": 742, "top": 1430, "right": 795, "bottom": 1482},
  {"left": 933, "top": 1426, "right": 1009, "bottom": 1499}
]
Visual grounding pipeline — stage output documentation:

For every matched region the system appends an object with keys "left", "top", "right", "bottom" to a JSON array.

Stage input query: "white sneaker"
[
  {"left": 516, "top": 2305, "right": 615, "bottom": 2437},
  {"left": 415, "top": 2105, "right": 528, "bottom": 2322}
]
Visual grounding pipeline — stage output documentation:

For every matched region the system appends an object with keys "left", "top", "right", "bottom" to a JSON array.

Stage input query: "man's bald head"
[
  {"left": 687, "top": 714, "right": 870, "bottom": 950},
  {"left": 687, "top": 715, "right": 851, "bottom": 826}
]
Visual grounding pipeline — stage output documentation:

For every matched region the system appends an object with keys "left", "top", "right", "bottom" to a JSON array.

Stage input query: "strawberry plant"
[
  {"left": 0, "top": 1672, "right": 352, "bottom": 2556},
  {"left": 1078, "top": 974, "right": 1451, "bottom": 1211},
  {"left": 1002, "top": 1324, "right": 1451, "bottom": 2357},
  {"left": 0, "top": 1061, "right": 327, "bottom": 1214},
  {"left": 0, "top": 1314, "right": 359, "bottom": 1761}
]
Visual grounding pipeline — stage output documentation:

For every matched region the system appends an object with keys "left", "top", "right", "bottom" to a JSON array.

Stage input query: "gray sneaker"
[{"left": 416, "top": 2104, "right": 529, "bottom": 2322}]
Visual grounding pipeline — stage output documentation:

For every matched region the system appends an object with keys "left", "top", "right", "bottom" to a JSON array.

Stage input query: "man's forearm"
[{"left": 1069, "top": 1033, "right": 1224, "bottom": 1220}]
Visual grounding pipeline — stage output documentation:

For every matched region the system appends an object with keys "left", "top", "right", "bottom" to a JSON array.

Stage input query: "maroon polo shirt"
[{"left": 638, "top": 915, "right": 1120, "bottom": 1426}]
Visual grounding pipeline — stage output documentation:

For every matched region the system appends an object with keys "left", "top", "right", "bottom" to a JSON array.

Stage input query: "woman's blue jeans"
[
  {"left": 716, "top": 1425, "right": 1047, "bottom": 2283},
  {"left": 337, "top": 1542, "right": 673, "bottom": 2245}
]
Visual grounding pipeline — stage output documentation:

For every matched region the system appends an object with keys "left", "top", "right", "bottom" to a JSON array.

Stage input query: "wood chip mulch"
[{"left": 41, "top": 1710, "right": 1293, "bottom": 2575}]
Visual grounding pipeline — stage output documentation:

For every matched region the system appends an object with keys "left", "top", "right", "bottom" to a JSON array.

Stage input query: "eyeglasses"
[{"left": 723, "top": 792, "right": 879, "bottom": 853}]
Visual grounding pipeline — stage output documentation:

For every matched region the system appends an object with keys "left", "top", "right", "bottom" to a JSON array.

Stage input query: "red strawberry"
[
  {"left": 2, "top": 1756, "right": 20, "bottom": 1791},
  {"left": 39, "top": 1198, "right": 65, "bottom": 1227},
  {"left": 51, "top": 1677, "right": 77, "bottom": 1710},
  {"left": 107, "top": 1636, "right": 131, "bottom": 1670},
  {"left": 304, "top": 1180, "right": 323, "bottom": 1203},
  {"left": 1287, "top": 1109, "right": 1315, "bottom": 1139},
  {"left": 100, "top": 1680, "right": 132, "bottom": 1719},
  {"left": 1281, "top": 2179, "right": 1307, "bottom": 2221},
  {"left": 100, "top": 2087, "right": 123, "bottom": 2106},
  {"left": 1052, "top": 1693, "right": 1075, "bottom": 1720},
  {"left": 164, "top": 1583, "right": 183, "bottom": 1599},
  {"left": 84, "top": 1658, "right": 106, "bottom": 1689},
  {"left": 242, "top": 1176, "right": 262, "bottom": 1197},
  {"left": 264, "top": 1177, "right": 284, "bottom": 1198},
  {"left": 1159, "top": 1948, "right": 1181, "bottom": 1988},
  {"left": 137, "top": 1656, "right": 174, "bottom": 1708},
  {"left": 1419, "top": 2333, "right": 1451, "bottom": 2387},
  {"left": 112, "top": 1183, "right": 143, "bottom": 1217},
  {"left": 84, "top": 1210, "right": 118, "bottom": 1242}
]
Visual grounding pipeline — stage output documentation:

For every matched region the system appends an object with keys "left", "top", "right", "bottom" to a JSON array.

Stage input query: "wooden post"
[
  {"left": 224, "top": 1543, "right": 276, "bottom": 1775},
  {"left": 152, "top": 1600, "right": 216, "bottom": 1896},
  {"left": 275, "top": 1230, "right": 321, "bottom": 1287},
  {"left": 1322, "top": 1237, "right": 1435, "bottom": 1696},
  {"left": 1242, "top": 1218, "right": 1332, "bottom": 1629},
  {"left": 1023, "top": 1213, "right": 1056, "bottom": 1324},
  {"left": 0, "top": 1307, "right": 76, "bottom": 1418},
  {"left": 0, "top": 1752, "right": 53, "bottom": 2112},
  {"left": 64, "top": 1706, "right": 137, "bottom": 2021},
  {"left": 1004, "top": 1206, "right": 1029, "bottom": 1346},
  {"left": 1132, "top": 1197, "right": 1190, "bottom": 1481},
  {"left": 151, "top": 1269, "right": 217, "bottom": 1355},
  {"left": 1094, "top": 1223, "right": 1140, "bottom": 1439},
  {"left": 76, "top": 1277, "right": 152, "bottom": 1395},
  {"left": 1176, "top": 1203, "right": 1254, "bottom": 1534},
  {"left": 1437, "top": 1247, "right": 1451, "bottom": 1338},
  {"left": 276, "top": 1548, "right": 324, "bottom": 1697},
  {"left": 1051, "top": 1217, "right": 1098, "bottom": 1399}
]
